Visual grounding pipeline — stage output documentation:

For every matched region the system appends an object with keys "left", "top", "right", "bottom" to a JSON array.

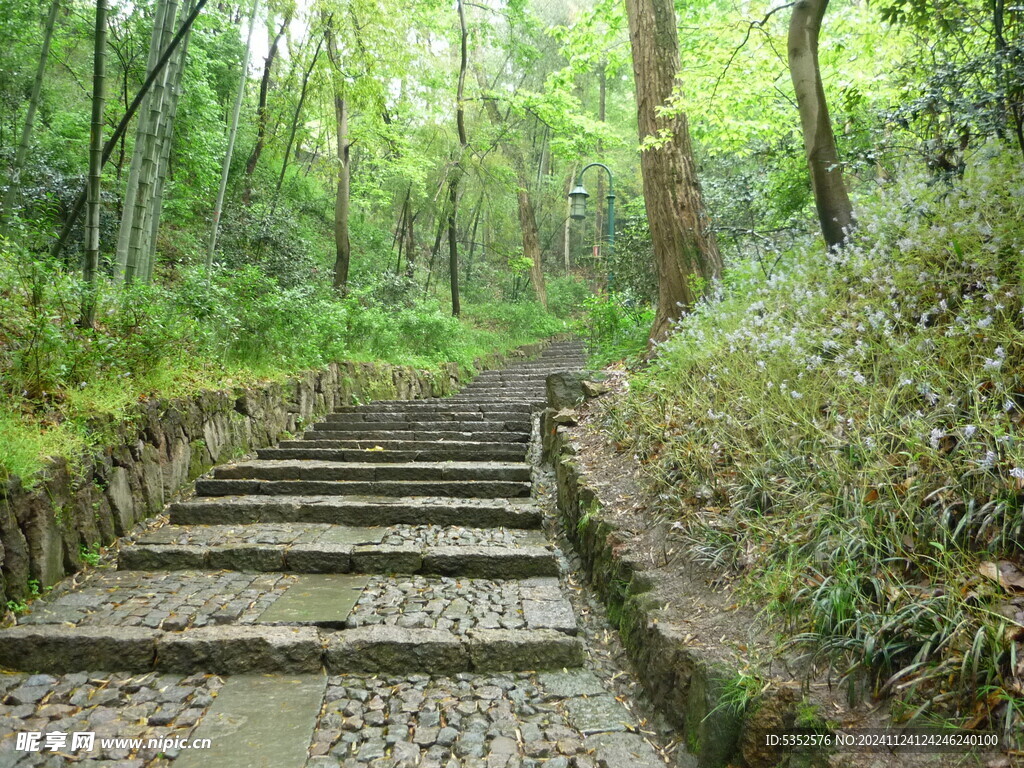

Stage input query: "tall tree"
[
  {"left": 789, "top": 0, "right": 854, "bottom": 248},
  {"left": 243, "top": 10, "right": 291, "bottom": 205},
  {"left": 446, "top": 0, "right": 468, "bottom": 317},
  {"left": 207, "top": 0, "right": 259, "bottom": 265},
  {"left": 624, "top": 0, "right": 722, "bottom": 343},
  {"left": 145, "top": 0, "right": 195, "bottom": 278},
  {"left": 49, "top": 0, "right": 210, "bottom": 262},
  {"left": 82, "top": 0, "right": 108, "bottom": 327},
  {"left": 115, "top": 0, "right": 175, "bottom": 279},
  {"left": 325, "top": 20, "right": 351, "bottom": 292},
  {"left": 1, "top": 0, "right": 61, "bottom": 234}
]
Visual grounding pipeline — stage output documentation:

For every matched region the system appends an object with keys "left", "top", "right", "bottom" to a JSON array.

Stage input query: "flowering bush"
[{"left": 599, "top": 146, "right": 1024, "bottom": 737}]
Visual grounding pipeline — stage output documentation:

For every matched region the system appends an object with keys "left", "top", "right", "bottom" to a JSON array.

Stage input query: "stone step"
[
  {"left": 323, "top": 410, "right": 528, "bottom": 422},
  {"left": 301, "top": 429, "right": 530, "bottom": 443},
  {"left": 334, "top": 402, "right": 535, "bottom": 413},
  {"left": 257, "top": 446, "right": 527, "bottom": 462},
  {"left": 457, "top": 387, "right": 546, "bottom": 394},
  {"left": 277, "top": 438, "right": 527, "bottom": 453},
  {"left": 0, "top": 624, "right": 583, "bottom": 674},
  {"left": 195, "top": 478, "right": 532, "bottom": 498},
  {"left": 119, "top": 533, "right": 558, "bottom": 578},
  {"left": 213, "top": 460, "right": 531, "bottom": 483},
  {"left": 309, "top": 420, "right": 529, "bottom": 433},
  {"left": 169, "top": 495, "right": 543, "bottom": 527}
]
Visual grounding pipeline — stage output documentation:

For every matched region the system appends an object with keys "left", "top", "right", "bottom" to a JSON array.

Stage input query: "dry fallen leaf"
[{"left": 979, "top": 560, "right": 1024, "bottom": 592}]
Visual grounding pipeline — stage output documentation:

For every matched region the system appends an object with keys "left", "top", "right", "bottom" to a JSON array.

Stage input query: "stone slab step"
[
  {"left": 334, "top": 402, "right": 534, "bottom": 413},
  {"left": 323, "top": 410, "right": 528, "bottom": 422},
  {"left": 0, "top": 625, "right": 583, "bottom": 674},
  {"left": 301, "top": 429, "right": 529, "bottom": 443},
  {"left": 309, "top": 420, "right": 529, "bottom": 433},
  {"left": 326, "top": 626, "right": 584, "bottom": 674},
  {"left": 173, "top": 673, "right": 327, "bottom": 768},
  {"left": 257, "top": 446, "right": 527, "bottom": 462},
  {"left": 257, "top": 574, "right": 369, "bottom": 627},
  {"left": 213, "top": 460, "right": 530, "bottom": 483},
  {"left": 196, "top": 478, "right": 531, "bottom": 499},
  {"left": 169, "top": 495, "right": 542, "bottom": 527},
  {"left": 276, "top": 438, "right": 527, "bottom": 453},
  {"left": 118, "top": 541, "right": 558, "bottom": 578}
]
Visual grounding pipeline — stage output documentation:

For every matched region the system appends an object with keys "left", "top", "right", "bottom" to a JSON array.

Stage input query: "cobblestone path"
[{"left": 0, "top": 342, "right": 674, "bottom": 768}]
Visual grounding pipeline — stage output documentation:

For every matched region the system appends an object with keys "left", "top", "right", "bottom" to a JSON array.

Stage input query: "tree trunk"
[
  {"left": 424, "top": 207, "right": 445, "bottom": 294},
  {"left": 446, "top": 0, "right": 468, "bottom": 317},
  {"left": 125, "top": 0, "right": 179, "bottom": 282},
  {"left": 624, "top": 0, "right": 722, "bottom": 343},
  {"left": 788, "top": 0, "right": 854, "bottom": 249},
  {"left": 325, "top": 24, "right": 351, "bottom": 292},
  {"left": 274, "top": 33, "right": 323, "bottom": 200},
  {"left": 564, "top": 162, "right": 577, "bottom": 274},
  {"left": 464, "top": 194, "right": 482, "bottom": 288},
  {"left": 448, "top": 185, "right": 460, "bottom": 317},
  {"left": 243, "top": 11, "right": 289, "bottom": 205},
  {"left": 82, "top": 0, "right": 107, "bottom": 327},
  {"left": 50, "top": 0, "right": 209, "bottom": 262},
  {"left": 115, "top": 0, "right": 174, "bottom": 279},
  {"left": 144, "top": 0, "right": 194, "bottom": 276},
  {"left": 594, "top": 63, "right": 606, "bottom": 261},
  {"left": 517, "top": 188, "right": 547, "bottom": 309},
  {"left": 1, "top": 0, "right": 61, "bottom": 233},
  {"left": 404, "top": 201, "right": 416, "bottom": 278},
  {"left": 207, "top": 0, "right": 258, "bottom": 266},
  {"left": 332, "top": 93, "right": 351, "bottom": 291}
]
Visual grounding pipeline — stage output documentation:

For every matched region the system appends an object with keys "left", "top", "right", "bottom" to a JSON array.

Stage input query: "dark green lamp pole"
[{"left": 568, "top": 162, "right": 615, "bottom": 251}]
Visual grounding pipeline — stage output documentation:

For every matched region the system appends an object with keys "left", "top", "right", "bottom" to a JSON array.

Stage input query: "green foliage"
[
  {"left": 0, "top": 242, "right": 564, "bottom": 482},
  {"left": 598, "top": 149, "right": 1024, "bottom": 736},
  {"left": 579, "top": 291, "right": 653, "bottom": 365}
]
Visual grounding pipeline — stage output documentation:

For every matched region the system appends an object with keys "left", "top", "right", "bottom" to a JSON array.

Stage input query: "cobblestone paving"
[
  {"left": 15, "top": 570, "right": 294, "bottom": 630},
  {"left": 306, "top": 671, "right": 661, "bottom": 768},
  {"left": 0, "top": 672, "right": 222, "bottom": 766},
  {"left": 379, "top": 526, "right": 546, "bottom": 549},
  {"left": 347, "top": 577, "right": 528, "bottom": 633}
]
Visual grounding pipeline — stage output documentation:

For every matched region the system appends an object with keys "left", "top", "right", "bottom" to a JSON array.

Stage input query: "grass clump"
[{"left": 597, "top": 147, "right": 1024, "bottom": 739}]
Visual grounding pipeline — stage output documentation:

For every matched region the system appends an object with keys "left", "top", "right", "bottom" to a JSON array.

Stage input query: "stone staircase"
[{"left": 0, "top": 341, "right": 589, "bottom": 678}]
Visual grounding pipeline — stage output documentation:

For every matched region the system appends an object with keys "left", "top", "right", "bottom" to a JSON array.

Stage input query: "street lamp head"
[{"left": 568, "top": 184, "right": 589, "bottom": 220}]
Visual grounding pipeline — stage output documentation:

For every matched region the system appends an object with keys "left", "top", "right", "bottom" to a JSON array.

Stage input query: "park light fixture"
[{"left": 569, "top": 184, "right": 589, "bottom": 220}]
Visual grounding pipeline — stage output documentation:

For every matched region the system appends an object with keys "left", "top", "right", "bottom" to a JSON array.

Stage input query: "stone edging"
[{"left": 0, "top": 342, "right": 549, "bottom": 609}]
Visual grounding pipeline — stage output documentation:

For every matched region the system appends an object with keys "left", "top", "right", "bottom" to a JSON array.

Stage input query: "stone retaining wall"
[{"left": 0, "top": 343, "right": 547, "bottom": 609}]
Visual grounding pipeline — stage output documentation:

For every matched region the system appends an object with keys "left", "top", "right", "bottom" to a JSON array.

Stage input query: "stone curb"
[
  {"left": 168, "top": 496, "right": 544, "bottom": 528},
  {"left": 117, "top": 543, "right": 558, "bottom": 578},
  {"left": 0, "top": 624, "right": 584, "bottom": 675},
  {"left": 193, "top": 479, "right": 533, "bottom": 498}
]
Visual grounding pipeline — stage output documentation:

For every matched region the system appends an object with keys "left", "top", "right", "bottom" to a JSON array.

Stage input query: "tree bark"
[
  {"left": 1, "top": 0, "right": 61, "bottom": 233},
  {"left": 144, "top": 0, "right": 194, "bottom": 277},
  {"left": 115, "top": 0, "right": 175, "bottom": 279},
  {"left": 446, "top": 0, "right": 468, "bottom": 317},
  {"left": 82, "top": 0, "right": 107, "bottom": 327},
  {"left": 243, "top": 11, "right": 289, "bottom": 205},
  {"left": 325, "top": 24, "right": 351, "bottom": 292},
  {"left": 788, "top": 0, "right": 854, "bottom": 248},
  {"left": 624, "top": 0, "right": 722, "bottom": 343},
  {"left": 207, "top": 0, "right": 258, "bottom": 266},
  {"left": 125, "top": 0, "right": 179, "bottom": 282},
  {"left": 517, "top": 188, "right": 547, "bottom": 309}
]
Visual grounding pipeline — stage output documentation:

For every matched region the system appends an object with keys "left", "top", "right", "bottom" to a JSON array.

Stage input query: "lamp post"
[{"left": 568, "top": 162, "right": 615, "bottom": 253}]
